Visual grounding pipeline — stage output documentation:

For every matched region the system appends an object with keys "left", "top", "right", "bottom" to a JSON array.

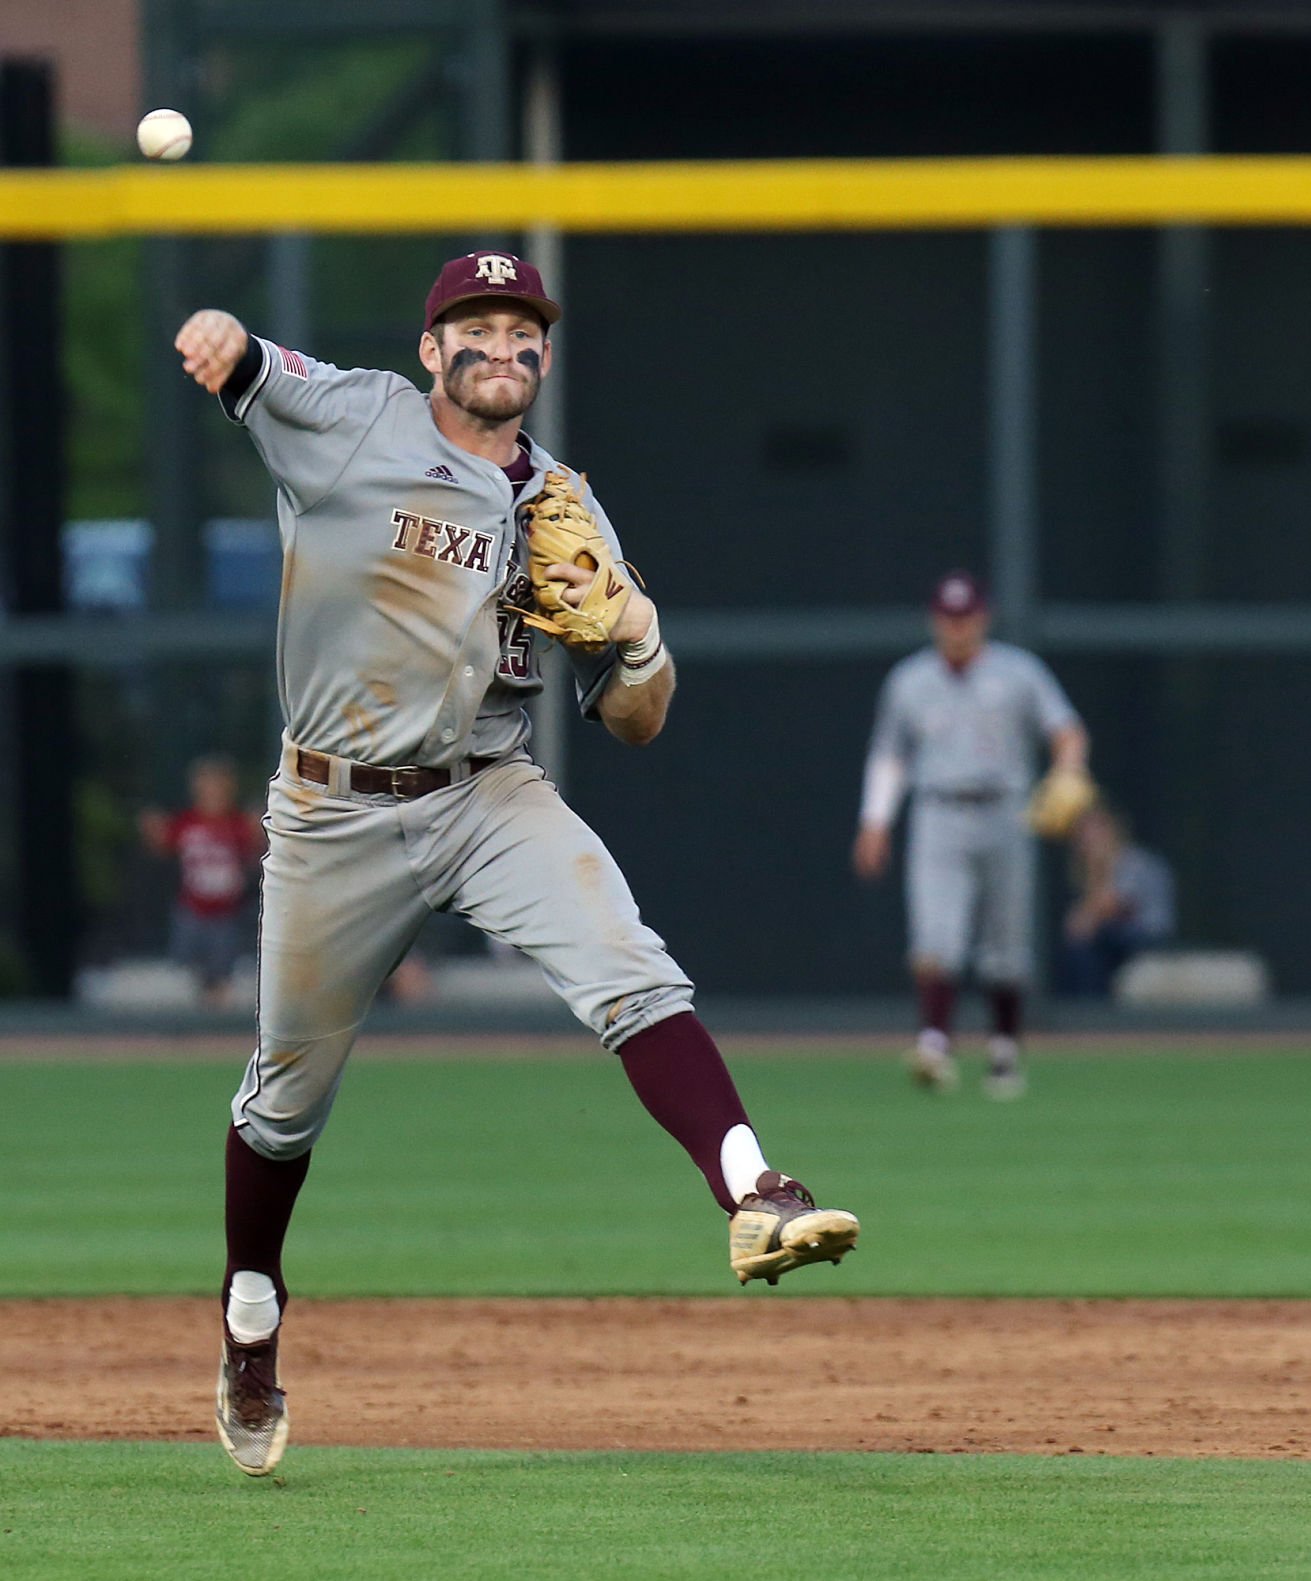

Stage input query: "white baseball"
[{"left": 136, "top": 108, "right": 193, "bottom": 162}]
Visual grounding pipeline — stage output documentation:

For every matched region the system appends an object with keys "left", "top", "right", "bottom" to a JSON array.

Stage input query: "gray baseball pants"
[
  {"left": 905, "top": 793, "right": 1034, "bottom": 985},
  {"left": 232, "top": 744, "right": 694, "bottom": 1158}
]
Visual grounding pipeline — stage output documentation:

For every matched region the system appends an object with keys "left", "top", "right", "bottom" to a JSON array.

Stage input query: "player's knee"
[
  {"left": 979, "top": 963, "right": 1032, "bottom": 990},
  {"left": 910, "top": 953, "right": 956, "bottom": 982}
]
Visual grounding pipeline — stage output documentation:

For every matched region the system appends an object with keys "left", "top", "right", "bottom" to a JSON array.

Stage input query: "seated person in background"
[
  {"left": 1060, "top": 803, "right": 1176, "bottom": 996},
  {"left": 139, "top": 755, "right": 264, "bottom": 1008}
]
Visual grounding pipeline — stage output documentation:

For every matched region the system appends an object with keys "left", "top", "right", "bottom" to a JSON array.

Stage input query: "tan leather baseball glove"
[
  {"left": 520, "top": 469, "right": 631, "bottom": 652},
  {"left": 1026, "top": 766, "right": 1099, "bottom": 839}
]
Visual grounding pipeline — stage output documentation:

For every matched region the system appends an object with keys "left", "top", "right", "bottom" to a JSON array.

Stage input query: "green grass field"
[
  {"left": 5, "top": 1442, "right": 1310, "bottom": 1581},
  {"left": 4, "top": 1041, "right": 1311, "bottom": 1578},
  {"left": 2, "top": 1045, "right": 1310, "bottom": 1297}
]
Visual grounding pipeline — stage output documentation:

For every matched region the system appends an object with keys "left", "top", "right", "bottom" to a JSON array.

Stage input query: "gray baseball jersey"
[
  {"left": 221, "top": 337, "right": 694, "bottom": 1159},
  {"left": 868, "top": 641, "right": 1078, "bottom": 797},
  {"left": 225, "top": 337, "right": 616, "bottom": 764},
  {"left": 864, "top": 641, "right": 1080, "bottom": 983}
]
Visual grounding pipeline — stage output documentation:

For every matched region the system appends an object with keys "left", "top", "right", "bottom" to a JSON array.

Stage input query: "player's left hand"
[{"left": 547, "top": 562, "right": 655, "bottom": 645}]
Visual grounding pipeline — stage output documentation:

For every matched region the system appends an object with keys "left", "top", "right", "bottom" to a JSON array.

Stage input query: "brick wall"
[{"left": 0, "top": 0, "right": 141, "bottom": 143}]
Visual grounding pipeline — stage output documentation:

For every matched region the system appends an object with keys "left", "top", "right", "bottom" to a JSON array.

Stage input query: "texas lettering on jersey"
[{"left": 390, "top": 509, "right": 494, "bottom": 574}]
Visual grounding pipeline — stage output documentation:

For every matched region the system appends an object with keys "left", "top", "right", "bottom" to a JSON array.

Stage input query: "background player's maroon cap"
[
  {"left": 930, "top": 570, "right": 989, "bottom": 616},
  {"left": 424, "top": 251, "right": 562, "bottom": 331}
]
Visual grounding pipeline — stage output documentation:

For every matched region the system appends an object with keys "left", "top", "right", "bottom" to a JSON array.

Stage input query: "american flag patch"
[{"left": 277, "top": 345, "right": 308, "bottom": 380}]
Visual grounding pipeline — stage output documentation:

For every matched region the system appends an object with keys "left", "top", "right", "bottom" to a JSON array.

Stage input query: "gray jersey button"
[
  {"left": 440, "top": 727, "right": 456, "bottom": 743},
  {"left": 463, "top": 665, "right": 475, "bottom": 678}
]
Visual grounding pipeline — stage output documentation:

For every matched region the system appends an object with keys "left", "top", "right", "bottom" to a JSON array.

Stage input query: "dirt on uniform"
[{"left": 3, "top": 1296, "right": 1307, "bottom": 1458}]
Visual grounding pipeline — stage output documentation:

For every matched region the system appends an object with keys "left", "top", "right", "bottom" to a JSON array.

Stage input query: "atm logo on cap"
[{"left": 475, "top": 254, "right": 518, "bottom": 287}]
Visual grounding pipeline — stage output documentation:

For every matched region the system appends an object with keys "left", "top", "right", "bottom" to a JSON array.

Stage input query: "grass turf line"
[
  {"left": 2, "top": 1047, "right": 1311, "bottom": 1297},
  {"left": 3, "top": 1442, "right": 1310, "bottom": 1581}
]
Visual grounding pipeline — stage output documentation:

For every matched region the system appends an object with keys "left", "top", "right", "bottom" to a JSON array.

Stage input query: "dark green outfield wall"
[{"left": 557, "top": 29, "right": 1311, "bottom": 994}]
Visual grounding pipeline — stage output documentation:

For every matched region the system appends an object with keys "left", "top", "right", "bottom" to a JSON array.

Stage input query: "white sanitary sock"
[
  {"left": 720, "top": 1123, "right": 770, "bottom": 1206},
  {"left": 987, "top": 1035, "right": 1020, "bottom": 1069},
  {"left": 226, "top": 1270, "right": 280, "bottom": 1344}
]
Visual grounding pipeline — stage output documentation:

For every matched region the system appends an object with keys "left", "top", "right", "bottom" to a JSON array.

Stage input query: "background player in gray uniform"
[
  {"left": 850, "top": 571, "right": 1090, "bottom": 1097},
  {"left": 175, "top": 250, "right": 858, "bottom": 1477}
]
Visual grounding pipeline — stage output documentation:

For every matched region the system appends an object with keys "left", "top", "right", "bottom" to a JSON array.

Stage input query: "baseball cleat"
[
  {"left": 729, "top": 1171, "right": 860, "bottom": 1286},
  {"left": 982, "top": 1064, "right": 1027, "bottom": 1100},
  {"left": 982, "top": 1036, "right": 1026, "bottom": 1099},
  {"left": 905, "top": 1044, "right": 959, "bottom": 1093},
  {"left": 216, "top": 1326, "right": 289, "bottom": 1476}
]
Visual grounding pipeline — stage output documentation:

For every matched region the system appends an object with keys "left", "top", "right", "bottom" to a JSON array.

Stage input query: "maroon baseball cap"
[
  {"left": 930, "top": 570, "right": 989, "bottom": 616},
  {"left": 423, "top": 251, "right": 561, "bottom": 332}
]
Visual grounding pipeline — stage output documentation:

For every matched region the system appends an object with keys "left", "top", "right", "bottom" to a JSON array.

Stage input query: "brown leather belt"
[
  {"left": 921, "top": 787, "right": 1006, "bottom": 805},
  {"left": 295, "top": 747, "right": 497, "bottom": 800}
]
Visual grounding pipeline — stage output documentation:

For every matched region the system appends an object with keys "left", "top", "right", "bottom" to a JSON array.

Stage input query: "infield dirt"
[{"left": 3, "top": 1296, "right": 1306, "bottom": 1458}]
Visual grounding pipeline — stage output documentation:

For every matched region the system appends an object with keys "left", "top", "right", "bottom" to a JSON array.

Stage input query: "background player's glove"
[
  {"left": 1026, "top": 766, "right": 1099, "bottom": 839},
  {"left": 520, "top": 469, "right": 632, "bottom": 652}
]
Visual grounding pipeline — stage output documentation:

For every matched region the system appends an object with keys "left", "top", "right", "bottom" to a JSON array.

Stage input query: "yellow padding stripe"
[{"left": 3, "top": 157, "right": 1311, "bottom": 239}]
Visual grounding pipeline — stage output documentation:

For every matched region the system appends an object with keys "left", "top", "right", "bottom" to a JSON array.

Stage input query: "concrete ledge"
[
  {"left": 1113, "top": 949, "right": 1271, "bottom": 1007},
  {"left": 72, "top": 955, "right": 559, "bottom": 1016}
]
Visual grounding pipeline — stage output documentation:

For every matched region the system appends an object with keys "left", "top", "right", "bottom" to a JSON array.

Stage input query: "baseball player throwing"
[
  {"left": 175, "top": 251, "right": 859, "bottom": 1478},
  {"left": 851, "top": 572, "right": 1092, "bottom": 1097}
]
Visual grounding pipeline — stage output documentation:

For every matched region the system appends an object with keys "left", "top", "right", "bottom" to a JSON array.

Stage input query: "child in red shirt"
[{"left": 139, "top": 756, "right": 264, "bottom": 1007}]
